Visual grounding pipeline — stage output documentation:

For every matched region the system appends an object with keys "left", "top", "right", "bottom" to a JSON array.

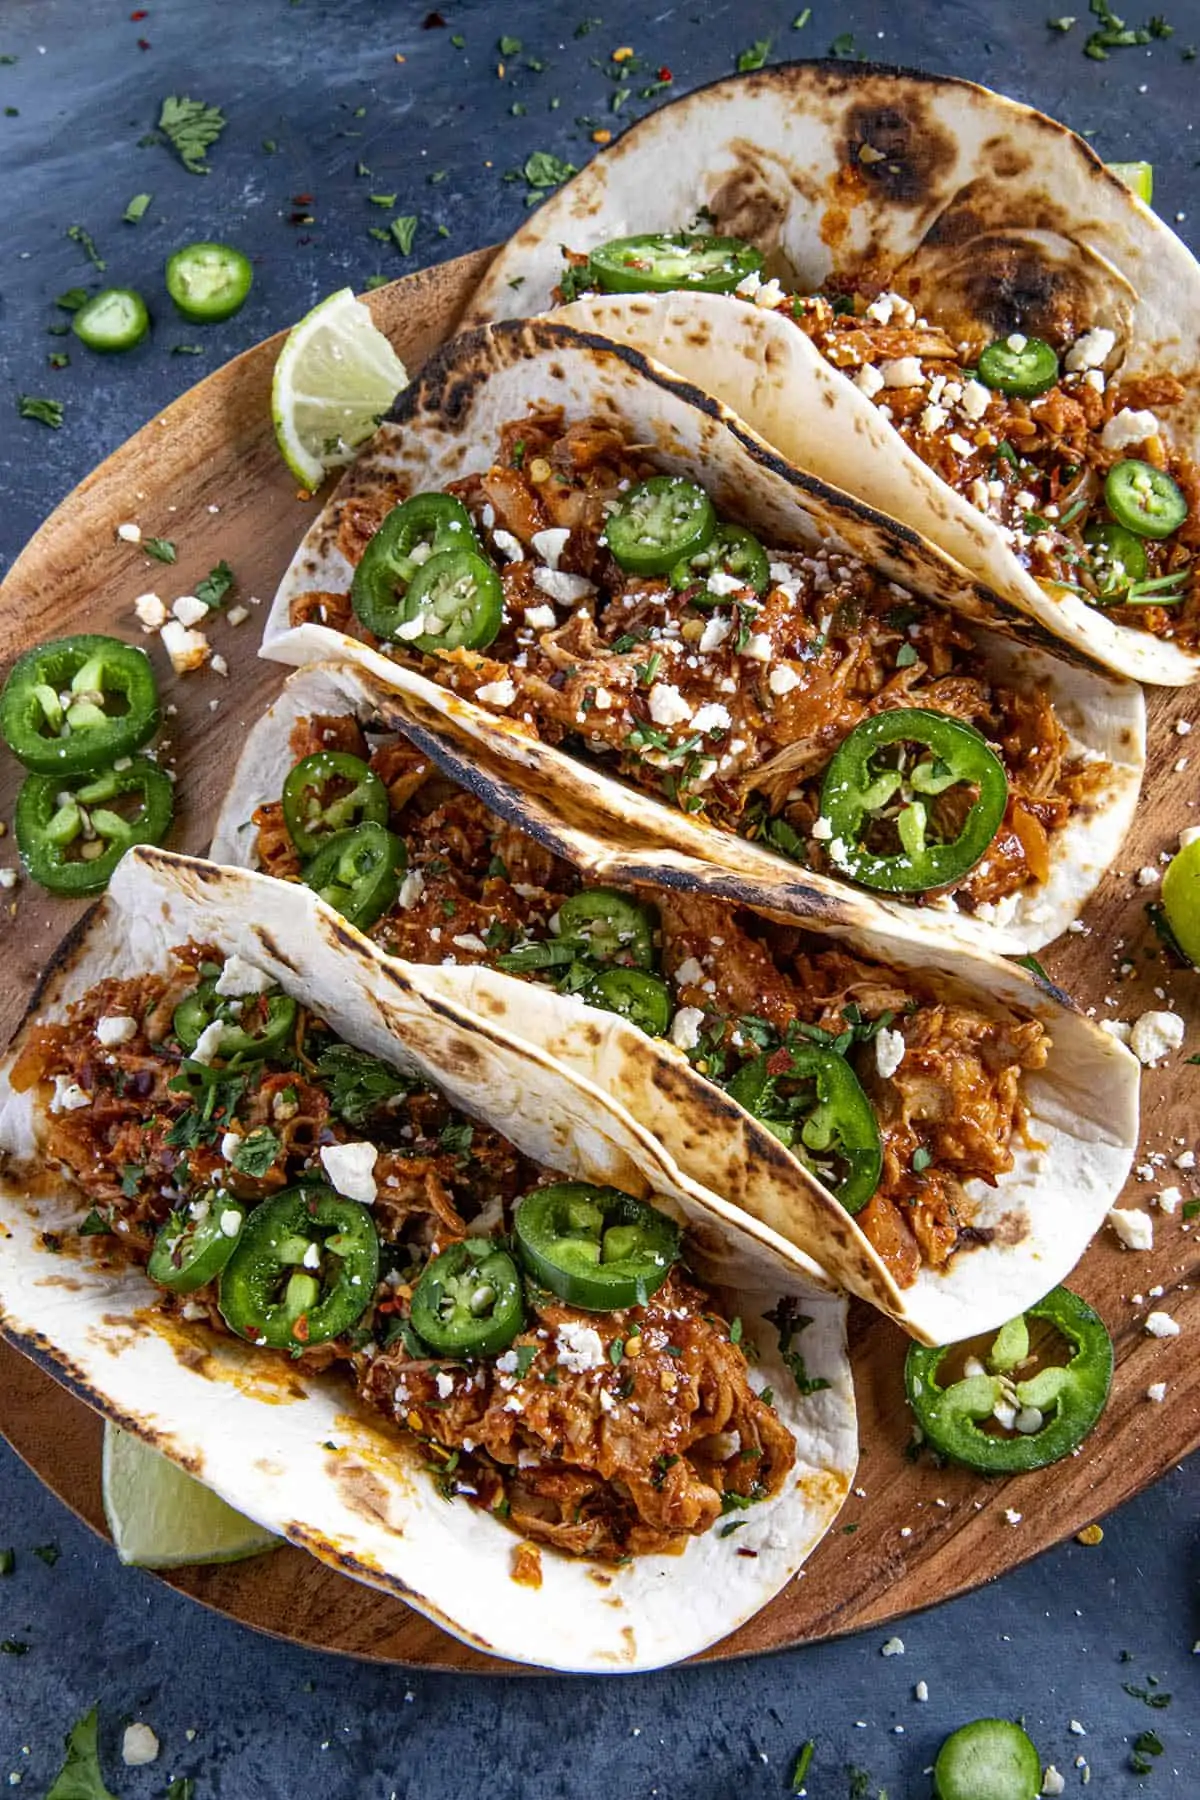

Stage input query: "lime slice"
[
  {"left": 1107, "top": 160, "right": 1154, "bottom": 205},
  {"left": 271, "top": 286, "right": 408, "bottom": 490},
  {"left": 102, "top": 1423, "right": 280, "bottom": 1568}
]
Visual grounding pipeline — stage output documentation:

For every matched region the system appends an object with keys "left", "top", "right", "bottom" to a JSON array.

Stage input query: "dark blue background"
[{"left": 0, "top": 2, "right": 1196, "bottom": 1794}]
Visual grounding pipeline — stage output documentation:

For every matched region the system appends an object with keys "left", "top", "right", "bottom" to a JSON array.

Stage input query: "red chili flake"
[
  {"left": 292, "top": 193, "right": 314, "bottom": 204},
  {"left": 293, "top": 1315, "right": 311, "bottom": 1344},
  {"left": 137, "top": 37, "right": 150, "bottom": 49},
  {"left": 130, "top": 8, "right": 148, "bottom": 17},
  {"left": 735, "top": 1546, "right": 759, "bottom": 1558},
  {"left": 421, "top": 9, "right": 446, "bottom": 24},
  {"left": 658, "top": 65, "right": 673, "bottom": 80}
]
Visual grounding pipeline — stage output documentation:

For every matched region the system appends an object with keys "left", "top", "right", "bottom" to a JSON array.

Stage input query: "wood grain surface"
[{"left": 1, "top": 248, "right": 1196, "bottom": 1673}]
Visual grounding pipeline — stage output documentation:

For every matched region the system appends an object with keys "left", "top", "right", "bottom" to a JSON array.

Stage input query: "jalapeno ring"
[
  {"left": 409, "top": 1239, "right": 526, "bottom": 1358},
  {"left": 555, "top": 888, "right": 657, "bottom": 968},
  {"left": 351, "top": 492, "right": 479, "bottom": 639},
  {"left": 218, "top": 1184, "right": 380, "bottom": 1349},
  {"left": 397, "top": 547, "right": 505, "bottom": 655},
  {"left": 604, "top": 476, "right": 717, "bottom": 576},
  {"left": 977, "top": 335, "right": 1060, "bottom": 398},
  {"left": 671, "top": 524, "right": 771, "bottom": 598},
  {"left": 282, "top": 751, "right": 390, "bottom": 859},
  {"left": 148, "top": 1197, "right": 247, "bottom": 1294},
  {"left": 1104, "top": 458, "right": 1188, "bottom": 540},
  {"left": 725, "top": 1047, "right": 882, "bottom": 1214},
  {"left": 514, "top": 1183, "right": 681, "bottom": 1311},
  {"left": 1, "top": 634, "right": 161, "bottom": 774},
  {"left": 581, "top": 967, "right": 673, "bottom": 1036},
  {"left": 302, "top": 823, "right": 406, "bottom": 930},
  {"left": 173, "top": 978, "right": 298, "bottom": 1064},
  {"left": 1083, "top": 519, "right": 1148, "bottom": 599},
  {"left": 585, "top": 232, "right": 765, "bottom": 297},
  {"left": 15, "top": 757, "right": 174, "bottom": 896}
]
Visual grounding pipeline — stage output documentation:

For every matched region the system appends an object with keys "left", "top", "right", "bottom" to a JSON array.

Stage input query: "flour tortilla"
[
  {"left": 213, "top": 662, "right": 1140, "bottom": 1348},
  {"left": 258, "top": 319, "right": 1144, "bottom": 955},
  {"left": 0, "top": 847, "right": 854, "bottom": 1673},
  {"left": 467, "top": 61, "right": 1200, "bottom": 684}
]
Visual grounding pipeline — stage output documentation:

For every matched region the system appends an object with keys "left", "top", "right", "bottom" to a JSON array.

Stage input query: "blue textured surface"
[{"left": 0, "top": 1, "right": 1197, "bottom": 1794}]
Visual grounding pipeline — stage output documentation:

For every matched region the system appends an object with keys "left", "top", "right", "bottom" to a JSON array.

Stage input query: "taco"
[
  {"left": 0, "top": 846, "right": 855, "bottom": 1672},
  {"left": 210, "top": 661, "right": 1140, "bottom": 1347},
  {"left": 467, "top": 63, "right": 1200, "bottom": 685},
  {"left": 259, "top": 319, "right": 1143, "bottom": 955}
]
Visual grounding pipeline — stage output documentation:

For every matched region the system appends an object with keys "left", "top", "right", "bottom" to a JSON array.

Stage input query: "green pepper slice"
[
  {"left": 903, "top": 1285, "right": 1113, "bottom": 1474},
  {"left": 670, "top": 523, "right": 771, "bottom": 598},
  {"left": 1083, "top": 519, "right": 1149, "bottom": 599},
  {"left": 725, "top": 1047, "right": 882, "bottom": 1214},
  {"left": 514, "top": 1183, "right": 681, "bottom": 1311},
  {"left": 397, "top": 548, "right": 504, "bottom": 655},
  {"left": 218, "top": 1185, "right": 379, "bottom": 1349},
  {"left": 302, "top": 822, "right": 406, "bottom": 930},
  {"left": 165, "top": 241, "right": 254, "bottom": 323},
  {"left": 15, "top": 757, "right": 174, "bottom": 897},
  {"left": 582, "top": 967, "right": 673, "bottom": 1036},
  {"left": 585, "top": 232, "right": 765, "bottom": 296},
  {"left": 72, "top": 287, "right": 151, "bottom": 353},
  {"left": 409, "top": 1238, "right": 526, "bottom": 1358},
  {"left": 282, "top": 752, "right": 389, "bottom": 859},
  {"left": 350, "top": 492, "right": 478, "bottom": 638},
  {"left": 818, "top": 707, "right": 1009, "bottom": 894},
  {"left": 148, "top": 1196, "right": 247, "bottom": 1295},
  {"left": 977, "top": 334, "right": 1060, "bottom": 397},
  {"left": 605, "top": 476, "right": 717, "bottom": 576},
  {"left": 1104, "top": 457, "right": 1188, "bottom": 539},
  {"left": 1161, "top": 834, "right": 1200, "bottom": 965},
  {"left": 1, "top": 634, "right": 160, "bottom": 774},
  {"left": 933, "top": 1719, "right": 1042, "bottom": 1800},
  {"left": 173, "top": 978, "right": 298, "bottom": 1064},
  {"left": 556, "top": 887, "right": 656, "bottom": 967}
]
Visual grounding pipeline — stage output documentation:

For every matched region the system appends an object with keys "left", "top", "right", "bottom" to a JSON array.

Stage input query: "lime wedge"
[
  {"left": 102, "top": 1423, "right": 280, "bottom": 1568},
  {"left": 1107, "top": 160, "right": 1154, "bottom": 205},
  {"left": 271, "top": 286, "right": 408, "bottom": 491}
]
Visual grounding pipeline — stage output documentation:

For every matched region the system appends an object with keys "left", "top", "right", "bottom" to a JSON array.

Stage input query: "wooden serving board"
[{"left": 0, "top": 249, "right": 1197, "bottom": 1673}]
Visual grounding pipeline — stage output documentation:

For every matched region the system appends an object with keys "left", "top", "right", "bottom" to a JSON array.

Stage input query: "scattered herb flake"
[
  {"left": 18, "top": 395, "right": 63, "bottom": 428},
  {"left": 0, "top": 1549, "right": 13, "bottom": 1575},
  {"left": 317, "top": 1044, "right": 410, "bottom": 1124},
  {"left": 390, "top": 214, "right": 418, "bottom": 254},
  {"left": 1049, "top": 13, "right": 1077, "bottom": 26},
  {"left": 791, "top": 1741, "right": 815, "bottom": 1791},
  {"left": 167, "top": 1781, "right": 196, "bottom": 1800},
  {"left": 369, "top": 192, "right": 397, "bottom": 207},
  {"left": 79, "top": 1209, "right": 112, "bottom": 1236},
  {"left": 56, "top": 288, "right": 89, "bottom": 311},
  {"left": 66, "top": 224, "right": 105, "bottom": 270},
  {"left": 172, "top": 342, "right": 204, "bottom": 354},
  {"left": 729, "top": 1315, "right": 743, "bottom": 1345},
  {"left": 158, "top": 94, "right": 226, "bottom": 174},
  {"left": 34, "top": 1542, "right": 61, "bottom": 1566},
  {"left": 736, "top": 38, "right": 771, "bottom": 70},
  {"left": 230, "top": 1127, "right": 281, "bottom": 1178},
  {"left": 1, "top": 1639, "right": 29, "bottom": 1655},
  {"left": 46, "top": 1706, "right": 118, "bottom": 1800},
  {"left": 143, "top": 536, "right": 177, "bottom": 563},
  {"left": 1182, "top": 1198, "right": 1200, "bottom": 1220},
  {"left": 48, "top": 351, "right": 70, "bottom": 369},
  {"left": 123, "top": 191, "right": 152, "bottom": 224},
  {"left": 364, "top": 274, "right": 389, "bottom": 290},
  {"left": 194, "top": 558, "right": 235, "bottom": 608},
  {"left": 793, "top": 7, "right": 812, "bottom": 24},
  {"left": 513, "top": 1342, "right": 538, "bottom": 1377},
  {"left": 895, "top": 643, "right": 919, "bottom": 668},
  {"left": 524, "top": 149, "right": 577, "bottom": 188},
  {"left": 912, "top": 1145, "right": 933, "bottom": 1174}
]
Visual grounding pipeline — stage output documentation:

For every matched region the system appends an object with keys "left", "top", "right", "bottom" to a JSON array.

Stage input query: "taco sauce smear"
[
  {"left": 11, "top": 949, "right": 794, "bottom": 1562},
  {"left": 253, "top": 713, "right": 1050, "bottom": 1289},
  {"left": 291, "top": 408, "right": 1109, "bottom": 924}
]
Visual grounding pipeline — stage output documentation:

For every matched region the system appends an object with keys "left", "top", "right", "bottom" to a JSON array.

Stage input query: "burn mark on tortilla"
[
  {"left": 706, "top": 143, "right": 803, "bottom": 248},
  {"left": 982, "top": 136, "right": 1033, "bottom": 181},
  {"left": 251, "top": 927, "right": 301, "bottom": 974},
  {"left": 842, "top": 98, "right": 957, "bottom": 206}
]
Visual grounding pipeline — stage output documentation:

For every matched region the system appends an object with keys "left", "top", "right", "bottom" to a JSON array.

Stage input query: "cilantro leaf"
[
  {"left": 18, "top": 395, "right": 63, "bottom": 428},
  {"left": 123, "top": 191, "right": 152, "bottom": 224},
  {"left": 46, "top": 1706, "right": 118, "bottom": 1800},
  {"left": 143, "top": 537, "right": 177, "bottom": 563},
  {"left": 736, "top": 38, "right": 771, "bottom": 70},
  {"left": 791, "top": 1740, "right": 815, "bottom": 1792},
  {"left": 78, "top": 1209, "right": 112, "bottom": 1237},
  {"left": 439, "top": 1119, "right": 474, "bottom": 1156},
  {"left": 524, "top": 149, "right": 577, "bottom": 189},
  {"left": 317, "top": 1044, "right": 410, "bottom": 1124},
  {"left": 498, "top": 34, "right": 523, "bottom": 54},
  {"left": 167, "top": 1782, "right": 196, "bottom": 1800},
  {"left": 158, "top": 94, "right": 226, "bottom": 174},
  {"left": 66, "top": 224, "right": 105, "bottom": 271},
  {"left": 194, "top": 559, "right": 235, "bottom": 609},
  {"left": 230, "top": 1127, "right": 281, "bottom": 1178},
  {"left": 390, "top": 214, "right": 418, "bottom": 254},
  {"left": 55, "top": 288, "right": 90, "bottom": 311},
  {"left": 763, "top": 1296, "right": 831, "bottom": 1396}
]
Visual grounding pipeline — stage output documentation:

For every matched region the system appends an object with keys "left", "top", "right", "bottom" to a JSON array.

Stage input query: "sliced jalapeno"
[
  {"left": 605, "top": 476, "right": 716, "bottom": 576},
  {"left": 282, "top": 752, "right": 389, "bottom": 859},
  {"left": 671, "top": 523, "right": 771, "bottom": 598},
  {"left": 556, "top": 888, "right": 656, "bottom": 967},
  {"left": 165, "top": 241, "right": 254, "bottom": 323},
  {"left": 350, "top": 493, "right": 479, "bottom": 638},
  {"left": 397, "top": 548, "right": 504, "bottom": 655},
  {"left": 1, "top": 634, "right": 160, "bottom": 774},
  {"left": 1083, "top": 519, "right": 1148, "bottom": 599},
  {"left": 933, "top": 1719, "right": 1042, "bottom": 1800},
  {"left": 148, "top": 1196, "right": 247, "bottom": 1294},
  {"left": 218, "top": 1184, "right": 379, "bottom": 1350},
  {"left": 15, "top": 757, "right": 174, "bottom": 896},
  {"left": 514, "top": 1182, "right": 681, "bottom": 1311},
  {"left": 173, "top": 978, "right": 297, "bottom": 1064},
  {"left": 582, "top": 967, "right": 673, "bottom": 1036},
  {"left": 977, "top": 335, "right": 1060, "bottom": 397},
  {"left": 818, "top": 707, "right": 1009, "bottom": 894},
  {"left": 1104, "top": 457, "right": 1188, "bottom": 539},
  {"left": 72, "top": 287, "right": 151, "bottom": 353},
  {"left": 904, "top": 1285, "right": 1113, "bottom": 1474},
  {"left": 725, "top": 1047, "right": 882, "bottom": 1215},
  {"left": 585, "top": 232, "right": 765, "bottom": 296},
  {"left": 302, "top": 822, "right": 405, "bottom": 929},
  {"left": 410, "top": 1238, "right": 525, "bottom": 1358}
]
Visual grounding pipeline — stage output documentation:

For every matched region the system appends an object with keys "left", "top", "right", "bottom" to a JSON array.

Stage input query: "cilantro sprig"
[{"left": 158, "top": 95, "right": 226, "bottom": 174}]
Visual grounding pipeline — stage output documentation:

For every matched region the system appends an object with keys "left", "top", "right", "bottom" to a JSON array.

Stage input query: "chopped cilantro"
[
  {"left": 498, "top": 34, "right": 522, "bottom": 54},
  {"left": 369, "top": 192, "right": 397, "bottom": 207},
  {"left": 912, "top": 1145, "right": 933, "bottom": 1173},
  {"left": 736, "top": 38, "right": 771, "bottom": 71},
  {"left": 194, "top": 558, "right": 235, "bottom": 609},
  {"left": 793, "top": 7, "right": 812, "bottom": 23},
  {"left": 895, "top": 643, "right": 918, "bottom": 669},
  {"left": 718, "top": 1485, "right": 765, "bottom": 1513},
  {"left": 513, "top": 1342, "right": 538, "bottom": 1377},
  {"left": 1133, "top": 1729, "right": 1164, "bottom": 1757},
  {"left": 123, "top": 191, "right": 152, "bottom": 224},
  {"left": 363, "top": 275, "right": 389, "bottom": 291},
  {"left": 439, "top": 1119, "right": 474, "bottom": 1156},
  {"left": 763, "top": 1296, "right": 831, "bottom": 1396},
  {"left": 609, "top": 1337, "right": 625, "bottom": 1365},
  {"left": 317, "top": 1043, "right": 410, "bottom": 1124},
  {"left": 829, "top": 30, "right": 861, "bottom": 56},
  {"left": 166, "top": 1779, "right": 196, "bottom": 1800},
  {"left": 574, "top": 17, "right": 603, "bottom": 35},
  {"left": 143, "top": 536, "right": 177, "bottom": 563},
  {"left": 791, "top": 1740, "right": 815, "bottom": 1791},
  {"left": 1182, "top": 1198, "right": 1200, "bottom": 1220},
  {"left": 1049, "top": 12, "right": 1077, "bottom": 26},
  {"left": 524, "top": 149, "right": 577, "bottom": 188},
  {"left": 172, "top": 342, "right": 205, "bottom": 354},
  {"left": 48, "top": 351, "right": 70, "bottom": 370},
  {"left": 390, "top": 214, "right": 418, "bottom": 255},
  {"left": 33, "top": 1542, "right": 61, "bottom": 1566},
  {"left": 18, "top": 395, "right": 63, "bottom": 428},
  {"left": 158, "top": 94, "right": 226, "bottom": 174},
  {"left": 729, "top": 1315, "right": 743, "bottom": 1345},
  {"left": 79, "top": 1209, "right": 112, "bottom": 1237},
  {"left": 1, "top": 1640, "right": 29, "bottom": 1655},
  {"left": 718, "top": 1519, "right": 747, "bottom": 1537},
  {"left": 56, "top": 288, "right": 89, "bottom": 311},
  {"left": 66, "top": 224, "right": 105, "bottom": 271},
  {"left": 450, "top": 33, "right": 465, "bottom": 47},
  {"left": 231, "top": 1127, "right": 281, "bottom": 1178},
  {"left": 0, "top": 1550, "right": 13, "bottom": 1575}
]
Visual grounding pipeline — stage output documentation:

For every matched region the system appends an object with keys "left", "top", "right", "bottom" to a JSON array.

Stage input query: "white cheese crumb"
[
  {"left": 1108, "top": 1206, "right": 1154, "bottom": 1251},
  {"left": 530, "top": 526, "right": 570, "bottom": 569},
  {"left": 50, "top": 1075, "right": 91, "bottom": 1114},
  {"left": 226, "top": 604, "right": 250, "bottom": 628},
  {"left": 673, "top": 957, "right": 704, "bottom": 988},
  {"left": 397, "top": 869, "right": 425, "bottom": 910},
  {"left": 1004, "top": 1507, "right": 1023, "bottom": 1525},
  {"left": 172, "top": 594, "right": 209, "bottom": 629},
  {"left": 524, "top": 603, "right": 557, "bottom": 632},
  {"left": 190, "top": 1020, "right": 227, "bottom": 1066},
  {"left": 117, "top": 521, "right": 142, "bottom": 543},
  {"left": 1130, "top": 1009, "right": 1185, "bottom": 1066},
  {"left": 1144, "top": 1310, "right": 1180, "bottom": 1338},
  {"left": 1155, "top": 1185, "right": 1182, "bottom": 1214},
  {"left": 914, "top": 1681, "right": 929, "bottom": 1702},
  {"left": 648, "top": 682, "right": 693, "bottom": 727},
  {"left": 121, "top": 1726, "right": 159, "bottom": 1768},
  {"left": 1146, "top": 1382, "right": 1168, "bottom": 1402},
  {"left": 214, "top": 955, "right": 272, "bottom": 998},
  {"left": 435, "top": 1370, "right": 456, "bottom": 1400},
  {"left": 219, "top": 1208, "right": 242, "bottom": 1239},
  {"left": 810, "top": 815, "right": 833, "bottom": 841},
  {"left": 491, "top": 528, "right": 524, "bottom": 562},
  {"left": 1179, "top": 824, "right": 1200, "bottom": 849},
  {"left": 768, "top": 663, "right": 802, "bottom": 696},
  {"left": 855, "top": 362, "right": 885, "bottom": 399},
  {"left": 210, "top": 653, "right": 228, "bottom": 678},
  {"left": 1136, "top": 865, "right": 1160, "bottom": 888},
  {"left": 160, "top": 618, "right": 210, "bottom": 674},
  {"left": 220, "top": 1131, "right": 241, "bottom": 1163},
  {"left": 1006, "top": 332, "right": 1028, "bottom": 353},
  {"left": 698, "top": 615, "right": 731, "bottom": 653},
  {"left": 96, "top": 1014, "right": 137, "bottom": 1047},
  {"left": 475, "top": 677, "right": 517, "bottom": 708},
  {"left": 532, "top": 567, "right": 595, "bottom": 605},
  {"left": 320, "top": 1140, "right": 378, "bottom": 1205},
  {"left": 302, "top": 1240, "right": 321, "bottom": 1270},
  {"left": 741, "top": 632, "right": 772, "bottom": 661},
  {"left": 960, "top": 377, "right": 991, "bottom": 420},
  {"left": 691, "top": 702, "right": 732, "bottom": 735},
  {"left": 880, "top": 356, "right": 924, "bottom": 388},
  {"left": 133, "top": 591, "right": 167, "bottom": 632},
  {"left": 880, "top": 1636, "right": 905, "bottom": 1656},
  {"left": 919, "top": 402, "right": 949, "bottom": 435},
  {"left": 1099, "top": 1018, "right": 1131, "bottom": 1045},
  {"left": 1065, "top": 327, "right": 1115, "bottom": 372},
  {"left": 555, "top": 1320, "right": 606, "bottom": 1373},
  {"left": 669, "top": 1005, "right": 706, "bottom": 1051},
  {"left": 874, "top": 1026, "right": 906, "bottom": 1080},
  {"left": 1041, "top": 1768, "right": 1066, "bottom": 1797},
  {"left": 1100, "top": 409, "right": 1160, "bottom": 452},
  {"left": 705, "top": 570, "right": 746, "bottom": 599}
]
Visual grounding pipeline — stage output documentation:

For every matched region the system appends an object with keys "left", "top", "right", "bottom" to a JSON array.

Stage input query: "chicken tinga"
[
  {"left": 272, "top": 393, "right": 1140, "bottom": 947},
  {"left": 556, "top": 245, "right": 1199, "bottom": 651},
  {"left": 9, "top": 941, "right": 802, "bottom": 1563},
  {"left": 237, "top": 697, "right": 1049, "bottom": 1293}
]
